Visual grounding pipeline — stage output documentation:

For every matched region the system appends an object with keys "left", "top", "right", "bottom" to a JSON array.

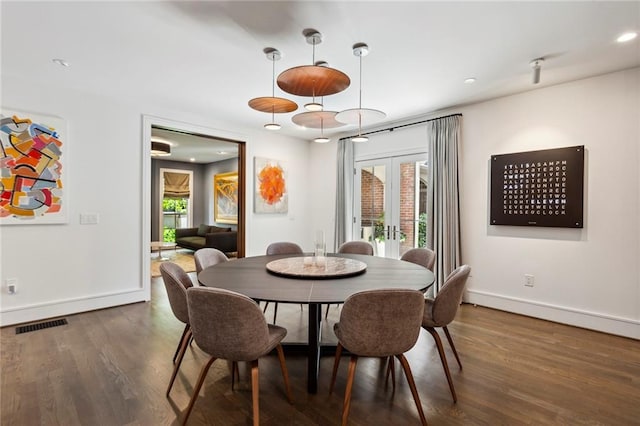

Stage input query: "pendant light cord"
[{"left": 358, "top": 54, "right": 363, "bottom": 136}]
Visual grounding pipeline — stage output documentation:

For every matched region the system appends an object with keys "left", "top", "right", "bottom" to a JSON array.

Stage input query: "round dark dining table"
[{"left": 198, "top": 253, "right": 435, "bottom": 393}]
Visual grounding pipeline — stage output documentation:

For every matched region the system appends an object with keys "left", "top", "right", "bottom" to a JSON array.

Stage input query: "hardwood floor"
[{"left": 2, "top": 275, "right": 639, "bottom": 425}]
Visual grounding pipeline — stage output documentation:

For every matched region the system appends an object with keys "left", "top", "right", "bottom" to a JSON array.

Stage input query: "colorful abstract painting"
[
  {"left": 254, "top": 157, "right": 288, "bottom": 213},
  {"left": 214, "top": 171, "right": 238, "bottom": 224},
  {"left": 0, "top": 110, "right": 67, "bottom": 224}
]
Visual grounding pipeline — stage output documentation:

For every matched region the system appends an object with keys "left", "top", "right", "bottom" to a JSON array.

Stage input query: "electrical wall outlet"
[
  {"left": 524, "top": 274, "right": 534, "bottom": 287},
  {"left": 6, "top": 278, "right": 17, "bottom": 294}
]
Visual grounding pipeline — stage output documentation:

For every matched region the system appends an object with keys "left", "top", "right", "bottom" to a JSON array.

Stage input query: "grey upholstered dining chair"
[
  {"left": 183, "top": 287, "right": 293, "bottom": 426},
  {"left": 326, "top": 241, "right": 375, "bottom": 319},
  {"left": 194, "top": 247, "right": 228, "bottom": 275},
  {"left": 401, "top": 247, "right": 436, "bottom": 271},
  {"left": 329, "top": 289, "right": 428, "bottom": 426},
  {"left": 159, "top": 262, "right": 194, "bottom": 396},
  {"left": 422, "top": 264, "right": 471, "bottom": 403},
  {"left": 337, "top": 240, "right": 374, "bottom": 255},
  {"left": 266, "top": 241, "right": 304, "bottom": 255},
  {"left": 264, "top": 241, "right": 304, "bottom": 323}
]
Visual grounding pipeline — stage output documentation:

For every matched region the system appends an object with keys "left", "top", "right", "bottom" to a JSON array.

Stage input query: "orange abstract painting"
[{"left": 254, "top": 157, "right": 288, "bottom": 213}]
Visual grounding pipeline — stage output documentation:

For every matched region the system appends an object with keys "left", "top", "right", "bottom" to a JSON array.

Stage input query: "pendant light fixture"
[
  {"left": 248, "top": 48, "right": 298, "bottom": 130},
  {"left": 313, "top": 116, "right": 330, "bottom": 143},
  {"left": 277, "top": 29, "right": 350, "bottom": 112},
  {"left": 151, "top": 141, "right": 171, "bottom": 156},
  {"left": 291, "top": 110, "right": 346, "bottom": 143},
  {"left": 335, "top": 43, "right": 386, "bottom": 142}
]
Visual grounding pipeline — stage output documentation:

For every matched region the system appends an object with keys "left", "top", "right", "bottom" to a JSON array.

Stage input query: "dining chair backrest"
[
  {"left": 400, "top": 248, "right": 436, "bottom": 271},
  {"left": 159, "top": 262, "right": 193, "bottom": 324},
  {"left": 426, "top": 265, "right": 471, "bottom": 327},
  {"left": 337, "top": 241, "right": 374, "bottom": 255},
  {"left": 187, "top": 287, "right": 272, "bottom": 361},
  {"left": 337, "top": 289, "right": 425, "bottom": 357},
  {"left": 266, "top": 242, "right": 304, "bottom": 255},
  {"left": 194, "top": 248, "right": 228, "bottom": 275}
]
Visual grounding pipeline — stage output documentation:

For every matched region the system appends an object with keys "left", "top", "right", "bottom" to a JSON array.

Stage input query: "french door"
[{"left": 354, "top": 153, "right": 428, "bottom": 258}]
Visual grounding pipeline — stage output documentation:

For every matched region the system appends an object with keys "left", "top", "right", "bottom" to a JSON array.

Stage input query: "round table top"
[{"left": 198, "top": 253, "right": 434, "bottom": 304}]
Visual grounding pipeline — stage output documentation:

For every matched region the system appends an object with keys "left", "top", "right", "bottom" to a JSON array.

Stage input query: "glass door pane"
[
  {"left": 355, "top": 161, "right": 390, "bottom": 257},
  {"left": 395, "top": 158, "right": 428, "bottom": 258},
  {"left": 355, "top": 154, "right": 427, "bottom": 259}
]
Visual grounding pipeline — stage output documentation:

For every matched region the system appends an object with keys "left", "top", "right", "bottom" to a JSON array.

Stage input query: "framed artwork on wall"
[
  {"left": 254, "top": 156, "right": 288, "bottom": 214},
  {"left": 0, "top": 109, "right": 68, "bottom": 225},
  {"left": 213, "top": 171, "right": 238, "bottom": 224},
  {"left": 490, "top": 145, "right": 585, "bottom": 228}
]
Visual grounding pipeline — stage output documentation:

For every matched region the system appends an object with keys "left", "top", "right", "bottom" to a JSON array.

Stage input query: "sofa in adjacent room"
[{"left": 175, "top": 224, "right": 237, "bottom": 255}]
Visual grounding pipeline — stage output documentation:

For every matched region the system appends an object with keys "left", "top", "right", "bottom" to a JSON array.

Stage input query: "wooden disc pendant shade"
[
  {"left": 277, "top": 30, "right": 350, "bottom": 98},
  {"left": 248, "top": 48, "right": 298, "bottom": 122},
  {"left": 277, "top": 65, "right": 350, "bottom": 97},
  {"left": 248, "top": 97, "right": 297, "bottom": 113}
]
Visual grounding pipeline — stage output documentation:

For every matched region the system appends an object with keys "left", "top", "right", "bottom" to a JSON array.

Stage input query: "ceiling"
[
  {"left": 151, "top": 127, "right": 239, "bottom": 164},
  {"left": 2, "top": 2, "right": 639, "bottom": 149}
]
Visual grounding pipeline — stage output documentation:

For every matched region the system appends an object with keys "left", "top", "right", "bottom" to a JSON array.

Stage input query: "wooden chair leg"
[
  {"left": 231, "top": 361, "right": 239, "bottom": 390},
  {"left": 443, "top": 326, "right": 462, "bottom": 369},
  {"left": 385, "top": 356, "right": 396, "bottom": 391},
  {"left": 329, "top": 343, "right": 343, "bottom": 395},
  {"left": 250, "top": 360, "right": 260, "bottom": 426},
  {"left": 167, "top": 328, "right": 192, "bottom": 396},
  {"left": 396, "top": 354, "right": 428, "bottom": 426},
  {"left": 275, "top": 344, "right": 293, "bottom": 403},
  {"left": 173, "top": 324, "right": 190, "bottom": 364},
  {"left": 426, "top": 327, "right": 457, "bottom": 403},
  {"left": 341, "top": 355, "right": 358, "bottom": 426},
  {"left": 181, "top": 356, "right": 216, "bottom": 426}
]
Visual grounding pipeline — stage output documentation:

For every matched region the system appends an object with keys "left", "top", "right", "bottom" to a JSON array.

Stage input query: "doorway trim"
[{"left": 142, "top": 115, "right": 247, "bottom": 300}]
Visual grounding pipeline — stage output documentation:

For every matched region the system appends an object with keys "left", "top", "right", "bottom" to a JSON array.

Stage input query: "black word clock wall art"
[{"left": 490, "top": 146, "right": 585, "bottom": 228}]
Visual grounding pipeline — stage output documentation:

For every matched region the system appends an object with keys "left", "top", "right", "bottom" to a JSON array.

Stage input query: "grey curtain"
[
  {"left": 334, "top": 139, "right": 354, "bottom": 252},
  {"left": 427, "top": 115, "right": 462, "bottom": 293}
]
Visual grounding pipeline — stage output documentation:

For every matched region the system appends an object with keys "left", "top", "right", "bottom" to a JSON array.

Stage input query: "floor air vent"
[{"left": 16, "top": 318, "right": 68, "bottom": 334}]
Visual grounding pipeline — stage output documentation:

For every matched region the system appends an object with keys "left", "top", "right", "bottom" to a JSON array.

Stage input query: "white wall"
[
  {"left": 459, "top": 68, "right": 639, "bottom": 339},
  {"left": 0, "top": 74, "right": 312, "bottom": 326}
]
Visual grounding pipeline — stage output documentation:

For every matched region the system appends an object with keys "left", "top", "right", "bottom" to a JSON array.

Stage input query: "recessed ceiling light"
[
  {"left": 52, "top": 58, "right": 69, "bottom": 67},
  {"left": 617, "top": 32, "right": 638, "bottom": 43},
  {"left": 190, "top": 158, "right": 196, "bottom": 162},
  {"left": 464, "top": 77, "right": 476, "bottom": 84},
  {"left": 217, "top": 151, "right": 228, "bottom": 155}
]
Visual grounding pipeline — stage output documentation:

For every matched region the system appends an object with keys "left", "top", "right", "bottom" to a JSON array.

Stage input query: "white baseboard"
[
  {"left": 0, "top": 289, "right": 150, "bottom": 327},
  {"left": 465, "top": 289, "right": 640, "bottom": 340}
]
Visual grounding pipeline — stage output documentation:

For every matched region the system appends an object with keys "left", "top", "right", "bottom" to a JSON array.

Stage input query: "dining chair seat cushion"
[
  {"left": 188, "top": 287, "right": 287, "bottom": 361},
  {"left": 333, "top": 289, "right": 425, "bottom": 357}
]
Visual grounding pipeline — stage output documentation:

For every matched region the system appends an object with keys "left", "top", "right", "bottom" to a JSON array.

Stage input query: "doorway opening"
[{"left": 142, "top": 116, "right": 246, "bottom": 298}]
